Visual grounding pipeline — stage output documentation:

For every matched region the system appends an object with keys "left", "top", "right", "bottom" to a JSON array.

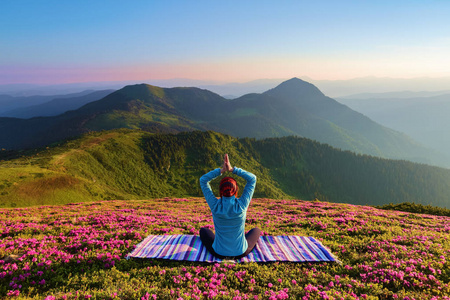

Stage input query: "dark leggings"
[{"left": 199, "top": 227, "right": 261, "bottom": 259}]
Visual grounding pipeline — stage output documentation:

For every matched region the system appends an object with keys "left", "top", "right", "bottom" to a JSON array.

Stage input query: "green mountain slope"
[
  {"left": 259, "top": 79, "right": 433, "bottom": 160},
  {"left": 0, "top": 78, "right": 440, "bottom": 167},
  {"left": 1, "top": 129, "right": 450, "bottom": 209}
]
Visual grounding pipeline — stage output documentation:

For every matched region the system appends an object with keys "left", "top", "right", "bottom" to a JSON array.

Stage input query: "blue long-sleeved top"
[{"left": 199, "top": 167, "right": 257, "bottom": 256}]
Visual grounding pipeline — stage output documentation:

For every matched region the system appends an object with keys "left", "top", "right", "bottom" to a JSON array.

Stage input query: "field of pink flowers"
[{"left": 1, "top": 198, "right": 449, "bottom": 300}]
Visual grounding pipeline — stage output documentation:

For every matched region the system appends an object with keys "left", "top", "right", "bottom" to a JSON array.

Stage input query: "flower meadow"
[{"left": 1, "top": 198, "right": 449, "bottom": 300}]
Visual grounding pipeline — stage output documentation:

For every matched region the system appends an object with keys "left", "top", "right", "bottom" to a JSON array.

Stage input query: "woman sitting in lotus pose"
[{"left": 199, "top": 154, "right": 261, "bottom": 259}]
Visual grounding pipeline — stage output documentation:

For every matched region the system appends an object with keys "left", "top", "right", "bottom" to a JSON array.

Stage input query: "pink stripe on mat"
[{"left": 127, "top": 235, "right": 339, "bottom": 263}]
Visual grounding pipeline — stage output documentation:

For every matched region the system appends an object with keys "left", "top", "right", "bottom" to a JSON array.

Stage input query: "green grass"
[{"left": 377, "top": 202, "right": 450, "bottom": 217}]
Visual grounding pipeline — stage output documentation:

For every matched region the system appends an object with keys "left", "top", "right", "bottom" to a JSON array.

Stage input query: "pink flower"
[
  {"left": 268, "top": 283, "right": 273, "bottom": 288},
  {"left": 7, "top": 290, "right": 20, "bottom": 297},
  {"left": 304, "top": 284, "right": 318, "bottom": 292}
]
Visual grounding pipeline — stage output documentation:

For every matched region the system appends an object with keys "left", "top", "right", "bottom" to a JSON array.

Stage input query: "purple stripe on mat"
[{"left": 127, "top": 234, "right": 337, "bottom": 263}]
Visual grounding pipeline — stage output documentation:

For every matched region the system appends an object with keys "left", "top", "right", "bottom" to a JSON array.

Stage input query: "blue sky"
[{"left": 1, "top": 0, "right": 450, "bottom": 84}]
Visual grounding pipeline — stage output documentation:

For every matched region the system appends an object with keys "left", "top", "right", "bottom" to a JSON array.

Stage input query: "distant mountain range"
[
  {"left": 340, "top": 90, "right": 450, "bottom": 99},
  {"left": 0, "top": 90, "right": 114, "bottom": 118},
  {"left": 0, "top": 90, "right": 100, "bottom": 114},
  {"left": 3, "top": 76, "right": 450, "bottom": 98},
  {"left": 310, "top": 76, "right": 450, "bottom": 97},
  {"left": 0, "top": 78, "right": 444, "bottom": 167},
  {"left": 338, "top": 93, "right": 450, "bottom": 164}
]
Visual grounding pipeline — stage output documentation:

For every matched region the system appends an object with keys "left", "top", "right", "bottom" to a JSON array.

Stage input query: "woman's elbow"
[{"left": 199, "top": 176, "right": 208, "bottom": 186}]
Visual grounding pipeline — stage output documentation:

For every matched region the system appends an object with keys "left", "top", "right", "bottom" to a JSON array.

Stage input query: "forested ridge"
[
  {"left": 252, "top": 136, "right": 450, "bottom": 207},
  {"left": 139, "top": 131, "right": 450, "bottom": 208},
  {"left": 2, "top": 129, "right": 449, "bottom": 209}
]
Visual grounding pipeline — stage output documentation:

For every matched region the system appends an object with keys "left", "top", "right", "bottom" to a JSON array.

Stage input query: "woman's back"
[{"left": 200, "top": 166, "right": 256, "bottom": 256}]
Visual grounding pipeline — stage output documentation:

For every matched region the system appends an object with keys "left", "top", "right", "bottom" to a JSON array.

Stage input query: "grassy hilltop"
[
  {"left": 0, "top": 198, "right": 449, "bottom": 299},
  {"left": 0, "top": 129, "right": 286, "bottom": 208},
  {"left": 2, "top": 129, "right": 450, "bottom": 209}
]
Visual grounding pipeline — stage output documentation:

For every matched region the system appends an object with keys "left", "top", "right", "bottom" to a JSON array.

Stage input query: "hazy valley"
[{"left": 338, "top": 92, "right": 450, "bottom": 163}]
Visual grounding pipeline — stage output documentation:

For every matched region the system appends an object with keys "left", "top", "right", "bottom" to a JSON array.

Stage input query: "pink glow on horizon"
[
  {"left": 1, "top": 60, "right": 301, "bottom": 85},
  {"left": 2, "top": 56, "right": 450, "bottom": 85}
]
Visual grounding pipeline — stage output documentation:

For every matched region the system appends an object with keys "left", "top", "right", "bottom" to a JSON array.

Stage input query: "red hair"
[{"left": 219, "top": 177, "right": 239, "bottom": 197}]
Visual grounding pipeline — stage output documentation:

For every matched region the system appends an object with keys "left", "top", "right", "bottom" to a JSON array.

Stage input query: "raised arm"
[
  {"left": 232, "top": 167, "right": 257, "bottom": 208},
  {"left": 199, "top": 168, "right": 221, "bottom": 207}
]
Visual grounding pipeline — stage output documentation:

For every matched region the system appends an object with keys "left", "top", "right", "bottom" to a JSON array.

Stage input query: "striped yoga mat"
[{"left": 127, "top": 235, "right": 338, "bottom": 263}]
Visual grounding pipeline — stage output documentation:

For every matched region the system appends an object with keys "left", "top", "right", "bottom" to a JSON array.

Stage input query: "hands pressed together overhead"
[{"left": 221, "top": 154, "right": 233, "bottom": 174}]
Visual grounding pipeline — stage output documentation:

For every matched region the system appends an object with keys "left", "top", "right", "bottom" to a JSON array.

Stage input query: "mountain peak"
[
  {"left": 264, "top": 77, "right": 325, "bottom": 98},
  {"left": 116, "top": 83, "right": 166, "bottom": 99}
]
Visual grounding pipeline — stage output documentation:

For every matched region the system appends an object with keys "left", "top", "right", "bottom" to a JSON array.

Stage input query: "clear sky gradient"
[{"left": 1, "top": 0, "right": 450, "bottom": 84}]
